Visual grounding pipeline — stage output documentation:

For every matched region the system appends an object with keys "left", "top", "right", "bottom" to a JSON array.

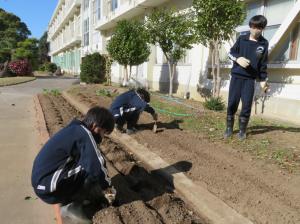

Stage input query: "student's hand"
[
  {"left": 104, "top": 186, "right": 116, "bottom": 205},
  {"left": 152, "top": 113, "right": 158, "bottom": 121},
  {"left": 260, "top": 81, "right": 269, "bottom": 93},
  {"left": 236, "top": 57, "right": 250, "bottom": 68}
]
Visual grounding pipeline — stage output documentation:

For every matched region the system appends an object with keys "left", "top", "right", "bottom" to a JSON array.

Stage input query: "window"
[
  {"left": 263, "top": 25, "right": 279, "bottom": 42},
  {"left": 271, "top": 23, "right": 300, "bottom": 62},
  {"left": 236, "top": 0, "right": 299, "bottom": 63},
  {"left": 93, "top": 32, "right": 100, "bottom": 46},
  {"left": 265, "top": 0, "right": 293, "bottom": 26},
  {"left": 97, "top": 0, "right": 101, "bottom": 20},
  {"left": 242, "top": 1, "right": 262, "bottom": 26},
  {"left": 92, "top": 0, "right": 97, "bottom": 24},
  {"left": 238, "top": 0, "right": 294, "bottom": 39},
  {"left": 83, "top": 0, "right": 89, "bottom": 11},
  {"left": 263, "top": 0, "right": 294, "bottom": 41},
  {"left": 290, "top": 24, "right": 300, "bottom": 60},
  {"left": 111, "top": 0, "right": 118, "bottom": 12},
  {"left": 83, "top": 18, "right": 89, "bottom": 46},
  {"left": 93, "top": 0, "right": 101, "bottom": 23}
]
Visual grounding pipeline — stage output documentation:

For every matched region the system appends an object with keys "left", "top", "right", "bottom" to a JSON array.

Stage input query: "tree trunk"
[
  {"left": 211, "top": 43, "right": 216, "bottom": 97},
  {"left": 0, "top": 61, "right": 9, "bottom": 78},
  {"left": 215, "top": 40, "right": 221, "bottom": 97},
  {"left": 129, "top": 65, "right": 132, "bottom": 80},
  {"left": 168, "top": 61, "right": 173, "bottom": 96},
  {"left": 123, "top": 65, "right": 128, "bottom": 86}
]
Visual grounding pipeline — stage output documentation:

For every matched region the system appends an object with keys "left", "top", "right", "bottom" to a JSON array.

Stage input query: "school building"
[{"left": 48, "top": 0, "right": 300, "bottom": 124}]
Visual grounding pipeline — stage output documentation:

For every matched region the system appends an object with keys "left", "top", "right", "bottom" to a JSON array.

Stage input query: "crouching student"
[
  {"left": 110, "top": 88, "right": 158, "bottom": 134},
  {"left": 31, "top": 106, "right": 116, "bottom": 223},
  {"left": 225, "top": 15, "right": 269, "bottom": 140}
]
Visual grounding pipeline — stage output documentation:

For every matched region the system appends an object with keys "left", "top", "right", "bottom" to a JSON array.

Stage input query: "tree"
[
  {"left": 12, "top": 38, "right": 39, "bottom": 70},
  {"left": 0, "top": 8, "right": 31, "bottom": 63},
  {"left": 145, "top": 8, "right": 196, "bottom": 96},
  {"left": 107, "top": 20, "right": 150, "bottom": 86},
  {"left": 38, "top": 32, "right": 50, "bottom": 65},
  {"left": 193, "top": 0, "right": 245, "bottom": 97}
]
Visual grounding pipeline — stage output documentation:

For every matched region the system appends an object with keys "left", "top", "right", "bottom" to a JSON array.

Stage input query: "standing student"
[{"left": 224, "top": 15, "right": 269, "bottom": 140}]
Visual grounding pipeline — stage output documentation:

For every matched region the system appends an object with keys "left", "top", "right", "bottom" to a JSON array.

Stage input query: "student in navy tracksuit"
[
  {"left": 224, "top": 15, "right": 269, "bottom": 140},
  {"left": 31, "top": 106, "right": 115, "bottom": 222},
  {"left": 110, "top": 88, "right": 158, "bottom": 134}
]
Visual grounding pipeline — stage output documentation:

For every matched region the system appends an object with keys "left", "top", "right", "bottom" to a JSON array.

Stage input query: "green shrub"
[
  {"left": 204, "top": 97, "right": 225, "bottom": 111},
  {"left": 80, "top": 53, "right": 106, "bottom": 83},
  {"left": 45, "top": 62, "right": 57, "bottom": 73},
  {"left": 39, "top": 62, "right": 57, "bottom": 73},
  {"left": 8, "top": 59, "right": 32, "bottom": 76},
  {"left": 39, "top": 64, "right": 46, "bottom": 71}
]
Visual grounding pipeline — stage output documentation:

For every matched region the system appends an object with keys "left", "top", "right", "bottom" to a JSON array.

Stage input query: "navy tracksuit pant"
[
  {"left": 227, "top": 75, "right": 255, "bottom": 118},
  {"left": 115, "top": 111, "right": 140, "bottom": 129}
]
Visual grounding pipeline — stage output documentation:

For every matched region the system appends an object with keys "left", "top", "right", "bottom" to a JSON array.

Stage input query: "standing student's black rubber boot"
[
  {"left": 238, "top": 117, "right": 249, "bottom": 141},
  {"left": 224, "top": 115, "right": 234, "bottom": 139}
]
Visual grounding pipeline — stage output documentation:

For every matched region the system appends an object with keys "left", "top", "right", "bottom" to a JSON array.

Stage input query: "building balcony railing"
[
  {"left": 48, "top": 0, "right": 81, "bottom": 40},
  {"left": 96, "top": 0, "right": 169, "bottom": 31},
  {"left": 49, "top": 35, "right": 81, "bottom": 56}
]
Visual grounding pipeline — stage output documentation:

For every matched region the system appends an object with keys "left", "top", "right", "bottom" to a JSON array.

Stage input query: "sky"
[{"left": 0, "top": 0, "right": 58, "bottom": 39}]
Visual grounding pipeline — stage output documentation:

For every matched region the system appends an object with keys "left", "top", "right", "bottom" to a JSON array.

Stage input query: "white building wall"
[
  {"left": 48, "top": 0, "right": 300, "bottom": 124},
  {"left": 48, "top": 0, "right": 82, "bottom": 75}
]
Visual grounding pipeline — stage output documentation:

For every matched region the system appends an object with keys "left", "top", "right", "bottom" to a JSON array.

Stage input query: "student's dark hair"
[
  {"left": 82, "top": 106, "right": 115, "bottom": 133},
  {"left": 249, "top": 15, "right": 268, "bottom": 29},
  {"left": 136, "top": 88, "right": 150, "bottom": 103}
]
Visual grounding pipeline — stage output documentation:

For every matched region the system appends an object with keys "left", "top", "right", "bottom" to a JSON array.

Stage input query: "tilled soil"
[
  {"left": 38, "top": 94, "right": 205, "bottom": 224},
  {"left": 65, "top": 88, "right": 300, "bottom": 224}
]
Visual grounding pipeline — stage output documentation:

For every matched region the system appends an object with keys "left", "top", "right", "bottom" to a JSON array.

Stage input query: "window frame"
[{"left": 83, "top": 18, "right": 90, "bottom": 46}]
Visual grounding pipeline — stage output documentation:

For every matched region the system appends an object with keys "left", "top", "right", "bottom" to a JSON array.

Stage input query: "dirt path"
[
  {"left": 64, "top": 86, "right": 300, "bottom": 224},
  {"left": 38, "top": 94, "right": 205, "bottom": 224}
]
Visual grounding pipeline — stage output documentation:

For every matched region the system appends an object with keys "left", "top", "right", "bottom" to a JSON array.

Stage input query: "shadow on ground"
[
  {"left": 137, "top": 119, "right": 184, "bottom": 133},
  {"left": 112, "top": 160, "right": 192, "bottom": 207},
  {"left": 248, "top": 125, "right": 300, "bottom": 135}
]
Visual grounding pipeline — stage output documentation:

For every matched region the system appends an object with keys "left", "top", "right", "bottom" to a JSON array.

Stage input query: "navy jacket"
[
  {"left": 229, "top": 32, "right": 268, "bottom": 81},
  {"left": 31, "top": 119, "right": 110, "bottom": 204},
  {"left": 110, "top": 90, "right": 155, "bottom": 118}
]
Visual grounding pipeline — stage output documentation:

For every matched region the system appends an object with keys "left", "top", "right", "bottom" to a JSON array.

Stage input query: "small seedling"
[
  {"left": 43, "top": 88, "right": 61, "bottom": 96},
  {"left": 96, "top": 89, "right": 117, "bottom": 98},
  {"left": 203, "top": 97, "right": 225, "bottom": 111}
]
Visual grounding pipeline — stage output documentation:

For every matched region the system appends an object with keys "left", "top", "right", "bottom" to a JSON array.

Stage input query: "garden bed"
[
  {"left": 38, "top": 93, "right": 205, "bottom": 224},
  {"left": 61, "top": 84, "right": 300, "bottom": 224}
]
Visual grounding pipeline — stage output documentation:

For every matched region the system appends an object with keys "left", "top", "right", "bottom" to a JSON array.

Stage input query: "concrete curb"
[
  {"left": 33, "top": 95, "right": 50, "bottom": 145},
  {"left": 33, "top": 95, "right": 63, "bottom": 224},
  {"left": 0, "top": 77, "right": 36, "bottom": 87},
  {"left": 62, "top": 91, "right": 253, "bottom": 224}
]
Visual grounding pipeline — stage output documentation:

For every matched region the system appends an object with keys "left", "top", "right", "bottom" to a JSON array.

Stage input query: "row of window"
[
  {"left": 82, "top": 0, "right": 299, "bottom": 64},
  {"left": 83, "top": 0, "right": 119, "bottom": 12},
  {"left": 83, "top": 0, "right": 106, "bottom": 47},
  {"left": 52, "top": 50, "right": 81, "bottom": 71}
]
